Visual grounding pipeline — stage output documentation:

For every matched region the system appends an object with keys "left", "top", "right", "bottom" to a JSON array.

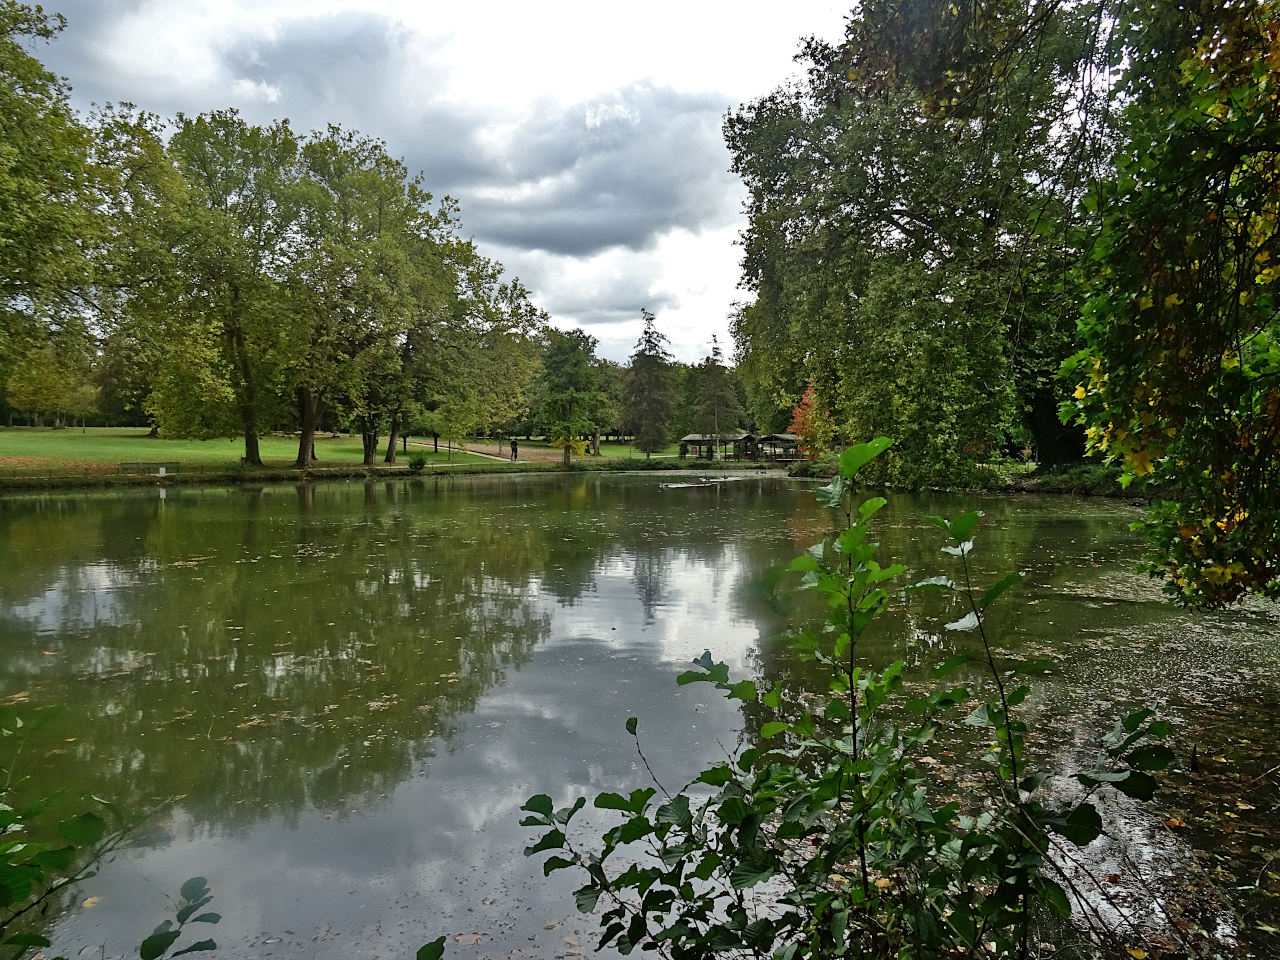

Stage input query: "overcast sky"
[{"left": 39, "top": 1, "right": 849, "bottom": 363}]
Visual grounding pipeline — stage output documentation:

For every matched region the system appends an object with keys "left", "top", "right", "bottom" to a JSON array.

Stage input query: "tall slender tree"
[
  {"left": 691, "top": 336, "right": 744, "bottom": 459},
  {"left": 623, "top": 309, "right": 675, "bottom": 457}
]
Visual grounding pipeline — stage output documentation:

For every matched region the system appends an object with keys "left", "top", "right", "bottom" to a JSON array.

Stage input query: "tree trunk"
[
  {"left": 562, "top": 442, "right": 571, "bottom": 467},
  {"left": 361, "top": 418, "right": 379, "bottom": 465},
  {"left": 225, "top": 313, "right": 264, "bottom": 464},
  {"left": 384, "top": 414, "right": 401, "bottom": 464},
  {"left": 592, "top": 428, "right": 601, "bottom": 456},
  {"left": 296, "top": 387, "right": 322, "bottom": 468},
  {"left": 243, "top": 430, "right": 261, "bottom": 465},
  {"left": 433, "top": 432, "right": 438, "bottom": 453}
]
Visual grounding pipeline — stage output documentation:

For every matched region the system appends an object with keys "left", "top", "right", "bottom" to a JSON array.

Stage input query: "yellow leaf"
[
  {"left": 82, "top": 897, "right": 101, "bottom": 908},
  {"left": 1073, "top": 384, "right": 1087, "bottom": 399},
  {"left": 1163, "top": 293, "right": 1183, "bottom": 308},
  {"left": 875, "top": 877, "right": 893, "bottom": 889},
  {"left": 1128, "top": 949, "right": 1149, "bottom": 959}
]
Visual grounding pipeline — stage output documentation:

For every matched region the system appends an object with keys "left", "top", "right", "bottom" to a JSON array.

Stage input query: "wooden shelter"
[
  {"left": 758, "top": 433, "right": 801, "bottom": 461},
  {"left": 680, "top": 433, "right": 754, "bottom": 460}
]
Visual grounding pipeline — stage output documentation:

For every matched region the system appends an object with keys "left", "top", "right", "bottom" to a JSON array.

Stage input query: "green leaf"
[
  {"left": 57, "top": 812, "right": 106, "bottom": 846},
  {"left": 726, "top": 680, "right": 757, "bottom": 702},
  {"left": 30, "top": 845, "right": 76, "bottom": 872},
  {"left": 417, "top": 936, "right": 447, "bottom": 960},
  {"left": 172, "top": 942, "right": 218, "bottom": 957},
  {"left": 761, "top": 681, "right": 783, "bottom": 709},
  {"left": 191, "top": 913, "right": 221, "bottom": 924},
  {"left": 1114, "top": 771, "right": 1158, "bottom": 801},
  {"left": 1126, "top": 745, "right": 1175, "bottom": 771},
  {"left": 1, "top": 933, "right": 51, "bottom": 949},
  {"left": 543, "top": 856, "right": 575, "bottom": 876},
  {"left": 594, "top": 793, "right": 630, "bottom": 811},
  {"left": 858, "top": 496, "right": 887, "bottom": 520},
  {"left": 932, "top": 653, "right": 975, "bottom": 676},
  {"left": 980, "top": 572, "right": 1022, "bottom": 608},
  {"left": 179, "top": 877, "right": 209, "bottom": 902},
  {"left": 1021, "top": 771, "right": 1050, "bottom": 793},
  {"left": 656, "top": 796, "right": 691, "bottom": 828},
  {"left": 1034, "top": 878, "right": 1071, "bottom": 918},
  {"left": 729, "top": 860, "right": 775, "bottom": 889},
  {"left": 574, "top": 884, "right": 601, "bottom": 914},
  {"left": 788, "top": 555, "right": 820, "bottom": 572},
  {"left": 625, "top": 717, "right": 637, "bottom": 736},
  {"left": 1122, "top": 708, "right": 1155, "bottom": 732},
  {"left": 555, "top": 796, "right": 585, "bottom": 824},
  {"left": 1055, "top": 802, "right": 1102, "bottom": 846},
  {"left": 839, "top": 437, "right": 893, "bottom": 478},
  {"left": 948, "top": 511, "right": 983, "bottom": 543},
  {"left": 1006, "top": 685, "right": 1030, "bottom": 707},
  {"left": 524, "top": 829, "right": 566, "bottom": 856},
  {"left": 176, "top": 898, "right": 212, "bottom": 924},
  {"left": 522, "top": 795, "right": 553, "bottom": 818},
  {"left": 140, "top": 930, "right": 182, "bottom": 960},
  {"left": 760, "top": 721, "right": 789, "bottom": 739},
  {"left": 697, "top": 766, "right": 733, "bottom": 787}
]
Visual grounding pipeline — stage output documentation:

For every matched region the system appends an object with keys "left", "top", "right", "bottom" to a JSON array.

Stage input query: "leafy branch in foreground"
[
  {"left": 522, "top": 439, "right": 1178, "bottom": 959},
  {"left": 0, "top": 705, "right": 129, "bottom": 960}
]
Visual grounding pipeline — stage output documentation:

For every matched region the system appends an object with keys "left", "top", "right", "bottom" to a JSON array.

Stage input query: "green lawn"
[{"left": 0, "top": 427, "right": 494, "bottom": 476}]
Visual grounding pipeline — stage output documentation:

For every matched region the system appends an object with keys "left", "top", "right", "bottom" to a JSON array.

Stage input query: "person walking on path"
[{"left": 510, "top": 438, "right": 518, "bottom": 461}]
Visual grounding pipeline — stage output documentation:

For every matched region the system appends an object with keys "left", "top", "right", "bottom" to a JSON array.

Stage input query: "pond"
[{"left": 0, "top": 474, "right": 1276, "bottom": 958}]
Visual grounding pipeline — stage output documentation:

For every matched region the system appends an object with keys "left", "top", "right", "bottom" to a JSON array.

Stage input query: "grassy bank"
[{"left": 0, "top": 428, "right": 776, "bottom": 492}]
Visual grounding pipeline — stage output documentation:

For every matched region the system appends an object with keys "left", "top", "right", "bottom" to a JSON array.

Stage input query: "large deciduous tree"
[
  {"left": 1064, "top": 0, "right": 1280, "bottom": 607},
  {"left": 155, "top": 110, "right": 302, "bottom": 463},
  {"left": 725, "top": 0, "right": 1099, "bottom": 483},
  {"left": 623, "top": 309, "right": 675, "bottom": 456},
  {"left": 0, "top": 2, "right": 97, "bottom": 393},
  {"left": 538, "top": 328, "right": 606, "bottom": 467}
]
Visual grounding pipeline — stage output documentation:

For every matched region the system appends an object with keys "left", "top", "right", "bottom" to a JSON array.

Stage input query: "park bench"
[{"left": 119, "top": 461, "right": 181, "bottom": 476}]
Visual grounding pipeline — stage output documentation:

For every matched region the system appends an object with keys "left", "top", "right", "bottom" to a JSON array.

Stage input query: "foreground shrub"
[{"left": 522, "top": 440, "right": 1173, "bottom": 959}]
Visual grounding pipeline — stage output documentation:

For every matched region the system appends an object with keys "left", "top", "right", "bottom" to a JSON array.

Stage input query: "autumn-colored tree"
[
  {"left": 788, "top": 384, "right": 836, "bottom": 460},
  {"left": 1064, "top": 0, "right": 1280, "bottom": 607}
]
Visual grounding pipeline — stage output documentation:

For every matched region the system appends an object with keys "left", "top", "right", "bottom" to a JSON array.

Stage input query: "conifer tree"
[{"left": 623, "top": 310, "right": 675, "bottom": 457}]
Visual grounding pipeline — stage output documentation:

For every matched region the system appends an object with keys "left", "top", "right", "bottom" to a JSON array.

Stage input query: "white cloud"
[{"left": 46, "top": 0, "right": 851, "bottom": 362}]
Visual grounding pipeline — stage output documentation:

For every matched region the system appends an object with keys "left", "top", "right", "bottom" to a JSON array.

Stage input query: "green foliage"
[
  {"left": 1063, "top": 0, "right": 1280, "bottom": 607},
  {"left": 537, "top": 328, "right": 608, "bottom": 466},
  {"left": 407, "top": 452, "right": 427, "bottom": 471},
  {"left": 523, "top": 441, "right": 1170, "bottom": 958},
  {"left": 0, "top": 2, "right": 97, "bottom": 367},
  {"left": 0, "top": 706, "right": 127, "bottom": 958},
  {"left": 689, "top": 337, "right": 744, "bottom": 444},
  {"left": 138, "top": 877, "right": 220, "bottom": 960},
  {"left": 726, "top": 1, "right": 1095, "bottom": 484}
]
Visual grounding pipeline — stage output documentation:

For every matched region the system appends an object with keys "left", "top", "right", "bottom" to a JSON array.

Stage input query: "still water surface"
[{"left": 1, "top": 474, "right": 1276, "bottom": 958}]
